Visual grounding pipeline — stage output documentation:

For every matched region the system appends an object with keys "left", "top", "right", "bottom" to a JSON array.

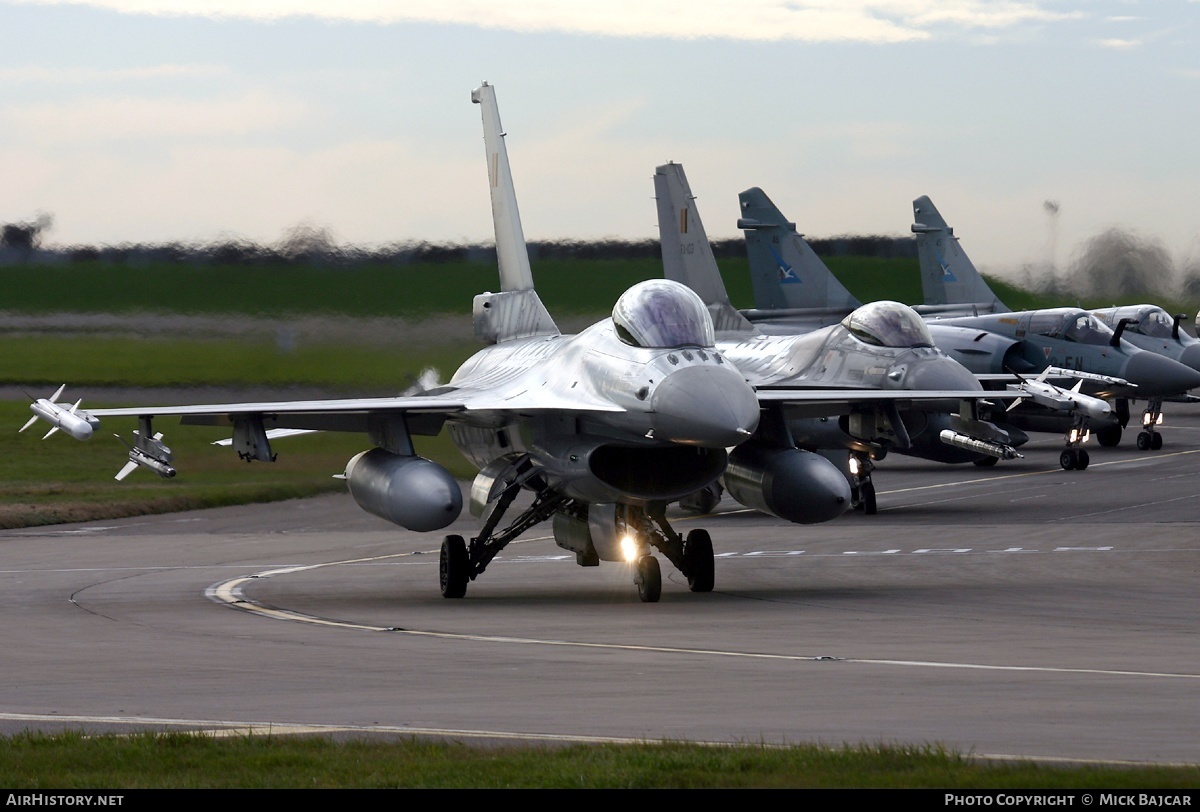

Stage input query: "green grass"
[
  {"left": 0, "top": 401, "right": 476, "bottom": 528},
  {"left": 0, "top": 336, "right": 479, "bottom": 390},
  {"left": 0, "top": 256, "right": 953, "bottom": 317},
  {"left": 0, "top": 259, "right": 671, "bottom": 318},
  {"left": 2, "top": 255, "right": 1169, "bottom": 321},
  {"left": 0, "top": 732, "right": 1195, "bottom": 788}
]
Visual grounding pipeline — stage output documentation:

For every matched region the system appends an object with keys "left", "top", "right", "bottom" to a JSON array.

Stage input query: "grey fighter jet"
[
  {"left": 910, "top": 195, "right": 1200, "bottom": 452},
  {"left": 731, "top": 187, "right": 1200, "bottom": 465},
  {"left": 23, "top": 84, "right": 872, "bottom": 604},
  {"left": 654, "top": 163, "right": 1024, "bottom": 513}
]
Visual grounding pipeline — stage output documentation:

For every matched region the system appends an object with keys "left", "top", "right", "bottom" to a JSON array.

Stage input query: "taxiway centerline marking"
[{"left": 206, "top": 572, "right": 1200, "bottom": 682}]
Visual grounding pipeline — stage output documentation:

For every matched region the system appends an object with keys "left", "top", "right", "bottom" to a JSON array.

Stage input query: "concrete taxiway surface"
[{"left": 2, "top": 414, "right": 1199, "bottom": 763}]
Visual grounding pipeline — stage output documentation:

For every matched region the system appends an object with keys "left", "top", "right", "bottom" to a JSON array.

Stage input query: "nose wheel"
[
  {"left": 634, "top": 555, "right": 662, "bottom": 603},
  {"left": 1137, "top": 400, "right": 1165, "bottom": 451},
  {"left": 1059, "top": 447, "right": 1090, "bottom": 471}
]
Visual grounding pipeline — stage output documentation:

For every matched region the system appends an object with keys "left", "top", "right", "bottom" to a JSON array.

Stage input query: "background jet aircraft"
[
  {"left": 654, "top": 162, "right": 1024, "bottom": 513},
  {"left": 1090, "top": 305, "right": 1200, "bottom": 373},
  {"left": 910, "top": 195, "right": 1200, "bottom": 452},
  {"left": 730, "top": 187, "right": 1200, "bottom": 464}
]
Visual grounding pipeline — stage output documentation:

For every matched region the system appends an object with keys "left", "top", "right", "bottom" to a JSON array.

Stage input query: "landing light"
[
  {"left": 848, "top": 456, "right": 861, "bottom": 476},
  {"left": 620, "top": 535, "right": 639, "bottom": 562}
]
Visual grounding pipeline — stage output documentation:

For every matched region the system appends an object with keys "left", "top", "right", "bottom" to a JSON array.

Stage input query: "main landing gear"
[
  {"left": 440, "top": 458, "right": 716, "bottom": 603},
  {"left": 440, "top": 461, "right": 567, "bottom": 599},
  {"left": 1136, "top": 399, "right": 1164, "bottom": 451},
  {"left": 849, "top": 452, "right": 877, "bottom": 515}
]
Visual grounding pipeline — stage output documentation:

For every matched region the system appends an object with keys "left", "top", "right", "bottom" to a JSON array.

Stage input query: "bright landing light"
[{"left": 620, "top": 535, "right": 639, "bottom": 562}]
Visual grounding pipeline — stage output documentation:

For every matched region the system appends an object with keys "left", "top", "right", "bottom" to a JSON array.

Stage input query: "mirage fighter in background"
[
  {"left": 911, "top": 195, "right": 1200, "bottom": 453},
  {"left": 728, "top": 187, "right": 1200, "bottom": 467}
]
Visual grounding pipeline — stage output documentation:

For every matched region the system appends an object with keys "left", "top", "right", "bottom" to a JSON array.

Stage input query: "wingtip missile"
[{"left": 21, "top": 386, "right": 98, "bottom": 441}]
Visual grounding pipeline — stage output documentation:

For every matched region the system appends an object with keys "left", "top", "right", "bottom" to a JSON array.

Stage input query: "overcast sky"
[{"left": 2, "top": 1, "right": 1197, "bottom": 277}]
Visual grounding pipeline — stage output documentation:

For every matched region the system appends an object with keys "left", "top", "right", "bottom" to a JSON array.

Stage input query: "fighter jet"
[
  {"left": 654, "top": 163, "right": 1025, "bottom": 513},
  {"left": 729, "top": 188, "right": 1200, "bottom": 464},
  {"left": 24, "top": 84, "right": 874, "bottom": 604},
  {"left": 910, "top": 195, "right": 1200, "bottom": 452}
]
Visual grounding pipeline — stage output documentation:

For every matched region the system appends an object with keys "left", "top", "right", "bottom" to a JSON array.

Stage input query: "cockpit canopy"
[
  {"left": 612, "top": 279, "right": 715, "bottom": 349},
  {"left": 841, "top": 301, "right": 934, "bottom": 348},
  {"left": 1028, "top": 309, "right": 1114, "bottom": 345},
  {"left": 1129, "top": 306, "right": 1175, "bottom": 339}
]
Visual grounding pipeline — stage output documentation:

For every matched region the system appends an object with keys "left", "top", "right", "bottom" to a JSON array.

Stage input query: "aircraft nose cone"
[
  {"left": 651, "top": 363, "right": 760, "bottom": 447},
  {"left": 902, "top": 356, "right": 981, "bottom": 392},
  {"left": 1179, "top": 343, "right": 1200, "bottom": 374},
  {"left": 1123, "top": 351, "right": 1200, "bottom": 396}
]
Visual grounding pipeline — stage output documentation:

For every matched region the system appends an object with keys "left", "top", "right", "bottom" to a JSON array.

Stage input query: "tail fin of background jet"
[
  {"left": 470, "top": 83, "right": 559, "bottom": 343},
  {"left": 737, "top": 188, "right": 861, "bottom": 313},
  {"left": 653, "top": 163, "right": 754, "bottom": 334},
  {"left": 911, "top": 195, "right": 1009, "bottom": 314}
]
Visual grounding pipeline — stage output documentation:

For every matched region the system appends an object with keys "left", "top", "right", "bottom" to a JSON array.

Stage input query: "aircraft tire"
[
  {"left": 684, "top": 529, "right": 715, "bottom": 593},
  {"left": 636, "top": 555, "right": 661, "bottom": 603},
  {"left": 440, "top": 535, "right": 469, "bottom": 599},
  {"left": 1076, "top": 449, "right": 1090, "bottom": 470},
  {"left": 1137, "top": 432, "right": 1151, "bottom": 451},
  {"left": 862, "top": 481, "right": 877, "bottom": 515},
  {"left": 1059, "top": 449, "right": 1075, "bottom": 470},
  {"left": 1152, "top": 433, "right": 1163, "bottom": 450},
  {"left": 973, "top": 456, "right": 999, "bottom": 467},
  {"left": 1097, "top": 426, "right": 1122, "bottom": 447}
]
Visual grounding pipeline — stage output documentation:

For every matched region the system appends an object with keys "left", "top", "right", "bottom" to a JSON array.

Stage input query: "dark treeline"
[{"left": 0, "top": 232, "right": 916, "bottom": 267}]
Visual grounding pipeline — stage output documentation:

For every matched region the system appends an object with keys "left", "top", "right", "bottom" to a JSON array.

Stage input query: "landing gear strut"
[
  {"left": 849, "top": 452, "right": 877, "bottom": 515},
  {"left": 1136, "top": 399, "right": 1164, "bottom": 451},
  {"left": 441, "top": 458, "right": 568, "bottom": 599}
]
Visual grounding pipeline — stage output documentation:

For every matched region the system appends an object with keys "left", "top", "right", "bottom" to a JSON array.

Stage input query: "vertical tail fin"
[
  {"left": 737, "top": 188, "right": 861, "bottom": 312},
  {"left": 653, "top": 163, "right": 754, "bottom": 334},
  {"left": 911, "top": 195, "right": 1008, "bottom": 313},
  {"left": 470, "top": 83, "right": 558, "bottom": 343}
]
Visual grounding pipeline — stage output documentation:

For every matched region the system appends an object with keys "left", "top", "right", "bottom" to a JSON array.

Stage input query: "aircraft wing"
[
  {"left": 753, "top": 387, "right": 1019, "bottom": 419},
  {"left": 86, "top": 388, "right": 625, "bottom": 433},
  {"left": 87, "top": 396, "right": 471, "bottom": 434}
]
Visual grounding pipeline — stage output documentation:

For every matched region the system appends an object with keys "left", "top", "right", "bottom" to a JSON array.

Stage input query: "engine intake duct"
[{"left": 589, "top": 444, "right": 727, "bottom": 501}]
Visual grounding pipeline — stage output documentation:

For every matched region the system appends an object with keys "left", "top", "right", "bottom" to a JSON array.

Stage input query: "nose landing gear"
[{"left": 1137, "top": 399, "right": 1164, "bottom": 451}]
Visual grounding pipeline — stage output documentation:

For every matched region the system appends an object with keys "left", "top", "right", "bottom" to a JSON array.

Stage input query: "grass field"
[
  {"left": 0, "top": 255, "right": 1068, "bottom": 317},
  {"left": 2, "top": 732, "right": 1197, "bottom": 788},
  {"left": 0, "top": 400, "right": 474, "bottom": 528}
]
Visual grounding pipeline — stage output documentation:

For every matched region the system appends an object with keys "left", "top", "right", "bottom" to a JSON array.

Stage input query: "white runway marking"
[{"left": 206, "top": 556, "right": 1200, "bottom": 684}]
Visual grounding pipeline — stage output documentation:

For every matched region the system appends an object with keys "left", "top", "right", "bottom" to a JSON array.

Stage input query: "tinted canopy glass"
[
  {"left": 841, "top": 301, "right": 934, "bottom": 348},
  {"left": 612, "top": 280, "right": 715, "bottom": 349},
  {"left": 1063, "top": 312, "right": 1114, "bottom": 345},
  {"left": 1138, "top": 307, "right": 1175, "bottom": 338}
]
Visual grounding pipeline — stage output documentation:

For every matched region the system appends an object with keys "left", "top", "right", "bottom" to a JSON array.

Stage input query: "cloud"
[
  {"left": 1094, "top": 37, "right": 1142, "bottom": 50},
  {"left": 9, "top": 0, "right": 1078, "bottom": 44},
  {"left": 0, "top": 64, "right": 228, "bottom": 82},
  {"left": 2, "top": 92, "right": 308, "bottom": 142}
]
